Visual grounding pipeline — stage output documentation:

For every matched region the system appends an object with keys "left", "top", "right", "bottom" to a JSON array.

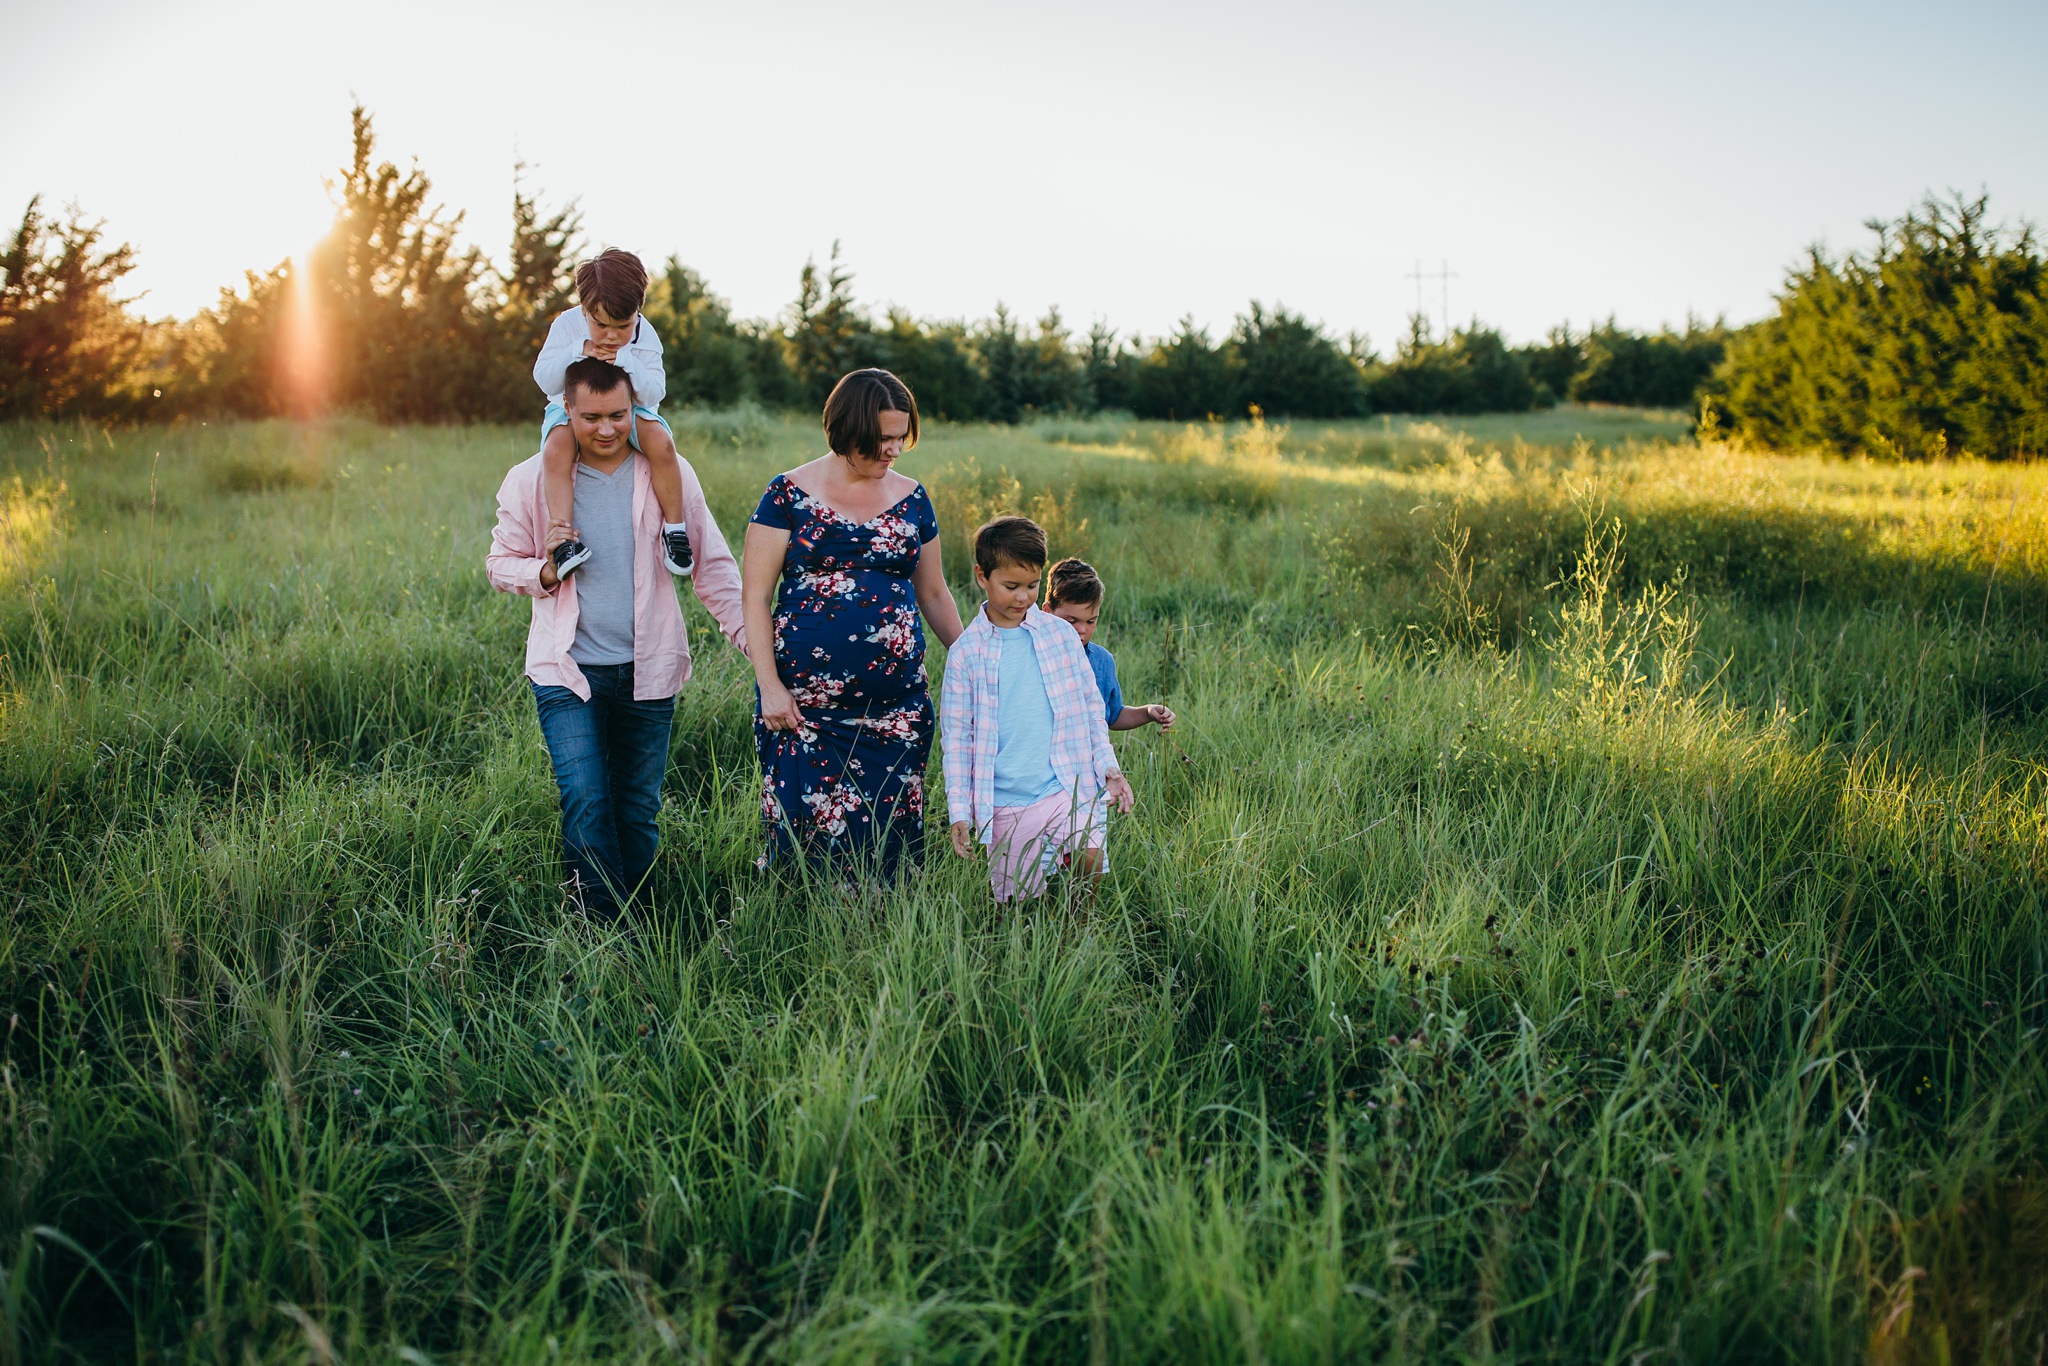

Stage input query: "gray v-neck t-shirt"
[{"left": 568, "top": 460, "right": 636, "bottom": 666}]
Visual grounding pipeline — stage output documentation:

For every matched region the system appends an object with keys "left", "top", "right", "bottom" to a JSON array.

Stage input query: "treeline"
[
  {"left": 1712, "top": 194, "right": 2048, "bottom": 461},
  {"left": 8, "top": 109, "right": 2042, "bottom": 456},
  {"left": 1, "top": 107, "right": 1729, "bottom": 429}
]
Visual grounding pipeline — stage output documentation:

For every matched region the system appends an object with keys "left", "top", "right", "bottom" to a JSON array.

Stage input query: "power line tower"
[{"left": 1404, "top": 258, "right": 1459, "bottom": 341}]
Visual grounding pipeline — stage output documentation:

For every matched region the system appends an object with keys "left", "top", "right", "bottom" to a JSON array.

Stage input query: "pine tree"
[
  {"left": 787, "top": 243, "right": 871, "bottom": 405},
  {"left": 1715, "top": 194, "right": 2048, "bottom": 459},
  {"left": 0, "top": 196, "right": 150, "bottom": 417}
]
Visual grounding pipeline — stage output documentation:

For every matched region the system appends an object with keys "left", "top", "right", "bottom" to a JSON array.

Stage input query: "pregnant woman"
[{"left": 742, "top": 369, "right": 964, "bottom": 881}]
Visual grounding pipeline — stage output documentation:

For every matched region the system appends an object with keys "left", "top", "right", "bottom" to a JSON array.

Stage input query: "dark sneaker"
[
  {"left": 661, "top": 523, "right": 694, "bottom": 577},
  {"left": 551, "top": 538, "right": 591, "bottom": 578}
]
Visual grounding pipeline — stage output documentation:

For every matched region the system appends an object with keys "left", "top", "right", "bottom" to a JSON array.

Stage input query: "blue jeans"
[{"left": 531, "top": 663, "right": 676, "bottom": 923}]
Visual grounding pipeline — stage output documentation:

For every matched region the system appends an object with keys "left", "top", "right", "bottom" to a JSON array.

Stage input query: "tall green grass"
[{"left": 1, "top": 412, "right": 2042, "bottom": 1362}]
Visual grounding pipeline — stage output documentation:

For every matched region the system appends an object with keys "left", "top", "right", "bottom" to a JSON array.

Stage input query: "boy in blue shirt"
[
  {"left": 942, "top": 524, "right": 1135, "bottom": 902},
  {"left": 1043, "top": 558, "right": 1176, "bottom": 734}
]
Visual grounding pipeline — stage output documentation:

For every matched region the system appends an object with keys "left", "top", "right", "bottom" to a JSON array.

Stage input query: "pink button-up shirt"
[{"left": 485, "top": 449, "right": 747, "bottom": 700}]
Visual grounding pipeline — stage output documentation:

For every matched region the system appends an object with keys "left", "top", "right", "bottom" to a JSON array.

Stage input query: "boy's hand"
[
  {"left": 1144, "top": 704, "right": 1176, "bottom": 729},
  {"left": 581, "top": 338, "right": 622, "bottom": 362},
  {"left": 1105, "top": 771, "right": 1135, "bottom": 814},
  {"left": 950, "top": 822, "right": 977, "bottom": 859}
]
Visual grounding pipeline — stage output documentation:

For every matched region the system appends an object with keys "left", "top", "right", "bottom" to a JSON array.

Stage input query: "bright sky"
[{"left": 5, "top": 0, "right": 2044, "bottom": 352}]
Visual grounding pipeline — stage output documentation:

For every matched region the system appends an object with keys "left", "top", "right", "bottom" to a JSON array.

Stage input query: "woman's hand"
[
  {"left": 1144, "top": 704, "right": 1176, "bottom": 729},
  {"left": 758, "top": 680, "right": 806, "bottom": 734},
  {"left": 1105, "top": 771, "right": 1135, "bottom": 814},
  {"left": 950, "top": 821, "right": 977, "bottom": 859}
]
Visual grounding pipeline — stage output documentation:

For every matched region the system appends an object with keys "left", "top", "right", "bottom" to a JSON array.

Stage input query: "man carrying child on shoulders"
[
  {"left": 941, "top": 516, "right": 1135, "bottom": 903},
  {"left": 485, "top": 356, "right": 748, "bottom": 925}
]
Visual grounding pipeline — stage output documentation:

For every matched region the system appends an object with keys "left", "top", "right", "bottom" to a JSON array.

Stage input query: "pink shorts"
[{"left": 987, "top": 787, "right": 1108, "bottom": 903}]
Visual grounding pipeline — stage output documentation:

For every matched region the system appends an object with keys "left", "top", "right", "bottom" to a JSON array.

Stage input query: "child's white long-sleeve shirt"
[{"left": 532, "top": 308, "right": 667, "bottom": 408}]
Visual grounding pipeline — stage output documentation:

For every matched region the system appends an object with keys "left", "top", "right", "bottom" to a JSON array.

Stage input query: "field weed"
[
  {"left": 0, "top": 475, "right": 63, "bottom": 582},
  {"left": 674, "top": 399, "right": 776, "bottom": 451},
  {"left": 926, "top": 455, "right": 1093, "bottom": 570}
]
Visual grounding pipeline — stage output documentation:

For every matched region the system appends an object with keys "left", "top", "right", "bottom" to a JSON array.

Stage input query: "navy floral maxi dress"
[{"left": 751, "top": 474, "right": 939, "bottom": 880}]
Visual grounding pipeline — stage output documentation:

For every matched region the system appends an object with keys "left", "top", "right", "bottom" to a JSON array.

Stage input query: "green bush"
[
  {"left": 1713, "top": 193, "right": 2048, "bottom": 460},
  {"left": 1230, "top": 302, "right": 1368, "bottom": 418},
  {"left": 1127, "top": 317, "right": 1236, "bottom": 420},
  {"left": 1365, "top": 318, "right": 1538, "bottom": 414},
  {"left": 1570, "top": 319, "right": 1727, "bottom": 408}
]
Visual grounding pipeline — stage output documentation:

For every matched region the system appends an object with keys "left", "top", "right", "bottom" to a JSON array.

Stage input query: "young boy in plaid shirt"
[{"left": 941, "top": 516, "right": 1135, "bottom": 902}]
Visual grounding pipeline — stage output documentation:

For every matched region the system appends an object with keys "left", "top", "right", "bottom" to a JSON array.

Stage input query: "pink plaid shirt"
[
  {"left": 484, "top": 448, "right": 746, "bottom": 700},
  {"left": 941, "top": 604, "right": 1119, "bottom": 840}
]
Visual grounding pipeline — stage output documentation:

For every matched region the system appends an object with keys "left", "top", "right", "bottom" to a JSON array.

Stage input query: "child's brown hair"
[
  {"left": 1044, "top": 557, "right": 1103, "bottom": 607},
  {"left": 974, "top": 517, "right": 1047, "bottom": 576},
  {"left": 574, "top": 248, "right": 648, "bottom": 323}
]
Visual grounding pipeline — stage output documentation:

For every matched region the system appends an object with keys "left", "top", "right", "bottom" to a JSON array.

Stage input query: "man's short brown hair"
[
  {"left": 823, "top": 368, "right": 920, "bottom": 457},
  {"left": 574, "top": 248, "right": 648, "bottom": 323},
  {"left": 563, "top": 357, "right": 635, "bottom": 407},
  {"left": 975, "top": 516, "right": 1047, "bottom": 576}
]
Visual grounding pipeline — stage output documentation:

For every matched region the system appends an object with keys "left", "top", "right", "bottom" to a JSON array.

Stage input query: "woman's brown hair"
[
  {"left": 1044, "top": 557, "right": 1103, "bottom": 608},
  {"left": 824, "top": 369, "right": 920, "bottom": 457}
]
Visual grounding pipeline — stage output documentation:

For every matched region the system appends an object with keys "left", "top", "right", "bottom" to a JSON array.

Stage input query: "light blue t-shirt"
[
  {"left": 1085, "top": 641, "right": 1123, "bottom": 730},
  {"left": 993, "top": 626, "right": 1064, "bottom": 808}
]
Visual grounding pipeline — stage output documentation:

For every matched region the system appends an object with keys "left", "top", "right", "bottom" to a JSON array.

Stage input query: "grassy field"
[{"left": 1, "top": 404, "right": 2043, "bottom": 1363}]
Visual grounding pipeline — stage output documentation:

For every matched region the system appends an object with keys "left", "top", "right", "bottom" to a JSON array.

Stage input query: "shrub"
[
  {"left": 646, "top": 260, "right": 795, "bottom": 411},
  {"left": 925, "top": 456, "right": 1091, "bottom": 578},
  {"left": 1712, "top": 193, "right": 2048, "bottom": 460},
  {"left": 0, "top": 198, "right": 154, "bottom": 419},
  {"left": 1127, "top": 318, "right": 1235, "bottom": 420},
  {"left": 1229, "top": 303, "right": 1367, "bottom": 418},
  {"left": 871, "top": 312, "right": 985, "bottom": 423},
  {"left": 1366, "top": 318, "right": 1538, "bottom": 415},
  {"left": 1570, "top": 319, "right": 1727, "bottom": 409}
]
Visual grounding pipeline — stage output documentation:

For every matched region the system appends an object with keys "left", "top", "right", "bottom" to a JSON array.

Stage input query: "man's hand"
[
  {"left": 950, "top": 822, "right": 977, "bottom": 859},
  {"left": 539, "top": 518, "right": 579, "bottom": 588},
  {"left": 1144, "top": 704, "right": 1176, "bottom": 729},
  {"left": 1105, "top": 770, "right": 1135, "bottom": 814}
]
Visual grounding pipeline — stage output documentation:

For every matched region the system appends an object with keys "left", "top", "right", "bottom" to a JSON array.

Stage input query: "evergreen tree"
[
  {"left": 977, "top": 305, "right": 1085, "bottom": 421},
  {"left": 1571, "top": 317, "right": 1726, "bottom": 409},
  {"left": 873, "top": 310, "right": 985, "bottom": 421},
  {"left": 1128, "top": 317, "right": 1234, "bottom": 420},
  {"left": 485, "top": 167, "right": 581, "bottom": 417},
  {"left": 1229, "top": 302, "right": 1366, "bottom": 418},
  {"left": 1519, "top": 324, "right": 1583, "bottom": 407},
  {"left": 188, "top": 105, "right": 501, "bottom": 420},
  {"left": 1082, "top": 321, "right": 1133, "bottom": 413},
  {"left": 0, "top": 197, "right": 151, "bottom": 418},
  {"left": 1715, "top": 194, "right": 2048, "bottom": 459},
  {"left": 644, "top": 259, "right": 791, "bottom": 408},
  {"left": 787, "top": 243, "right": 871, "bottom": 406},
  {"left": 1365, "top": 317, "right": 1537, "bottom": 415}
]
